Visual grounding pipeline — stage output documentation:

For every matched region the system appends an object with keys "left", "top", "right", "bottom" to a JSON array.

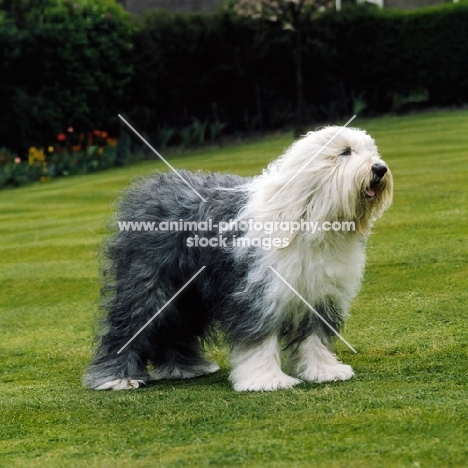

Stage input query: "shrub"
[
  {"left": 0, "top": 147, "right": 44, "bottom": 188},
  {"left": 0, "top": 0, "right": 135, "bottom": 154}
]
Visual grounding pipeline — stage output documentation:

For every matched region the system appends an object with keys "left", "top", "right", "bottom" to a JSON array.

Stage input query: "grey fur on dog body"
[{"left": 84, "top": 126, "right": 393, "bottom": 392}]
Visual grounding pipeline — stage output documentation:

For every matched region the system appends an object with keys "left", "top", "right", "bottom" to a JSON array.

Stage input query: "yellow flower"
[
  {"left": 48, "top": 146, "right": 54, "bottom": 153},
  {"left": 28, "top": 147, "right": 46, "bottom": 165}
]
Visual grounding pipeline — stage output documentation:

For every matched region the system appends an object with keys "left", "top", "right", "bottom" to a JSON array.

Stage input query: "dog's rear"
[{"left": 84, "top": 171, "right": 247, "bottom": 390}]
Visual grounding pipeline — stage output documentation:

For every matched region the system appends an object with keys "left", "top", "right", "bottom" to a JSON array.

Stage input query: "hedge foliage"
[
  {"left": 129, "top": 11, "right": 294, "bottom": 142},
  {"left": 127, "top": 4, "right": 468, "bottom": 141},
  {"left": 312, "top": 5, "right": 468, "bottom": 114},
  {"left": 1, "top": 1, "right": 468, "bottom": 164},
  {"left": 0, "top": 0, "right": 134, "bottom": 153}
]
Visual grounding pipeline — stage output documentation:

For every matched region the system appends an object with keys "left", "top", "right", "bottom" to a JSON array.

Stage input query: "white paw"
[
  {"left": 95, "top": 379, "right": 145, "bottom": 390},
  {"left": 150, "top": 361, "right": 219, "bottom": 380},
  {"left": 299, "top": 364, "right": 354, "bottom": 383},
  {"left": 231, "top": 372, "right": 302, "bottom": 392}
]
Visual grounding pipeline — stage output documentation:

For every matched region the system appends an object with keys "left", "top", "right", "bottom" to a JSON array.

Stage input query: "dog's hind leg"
[
  {"left": 83, "top": 346, "right": 148, "bottom": 390},
  {"left": 83, "top": 319, "right": 155, "bottom": 390},
  {"left": 149, "top": 287, "right": 219, "bottom": 381},
  {"left": 83, "top": 284, "right": 174, "bottom": 391},
  {"left": 149, "top": 337, "right": 219, "bottom": 381}
]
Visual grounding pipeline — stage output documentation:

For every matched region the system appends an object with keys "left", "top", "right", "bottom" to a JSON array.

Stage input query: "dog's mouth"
[
  {"left": 364, "top": 185, "right": 377, "bottom": 199},
  {"left": 362, "top": 176, "right": 384, "bottom": 200}
]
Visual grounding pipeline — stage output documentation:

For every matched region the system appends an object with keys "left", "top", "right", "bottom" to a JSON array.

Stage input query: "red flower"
[
  {"left": 101, "top": 131, "right": 108, "bottom": 139},
  {"left": 57, "top": 133, "right": 67, "bottom": 142},
  {"left": 93, "top": 130, "right": 102, "bottom": 137}
]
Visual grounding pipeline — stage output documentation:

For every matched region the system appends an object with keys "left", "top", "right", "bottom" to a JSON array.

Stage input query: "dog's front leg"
[
  {"left": 229, "top": 335, "right": 302, "bottom": 391},
  {"left": 285, "top": 334, "right": 354, "bottom": 383}
]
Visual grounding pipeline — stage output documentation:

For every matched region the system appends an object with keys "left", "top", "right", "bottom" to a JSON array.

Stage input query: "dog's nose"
[{"left": 372, "top": 164, "right": 387, "bottom": 179}]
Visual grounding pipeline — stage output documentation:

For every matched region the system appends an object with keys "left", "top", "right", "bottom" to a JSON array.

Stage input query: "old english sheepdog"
[{"left": 84, "top": 126, "right": 393, "bottom": 392}]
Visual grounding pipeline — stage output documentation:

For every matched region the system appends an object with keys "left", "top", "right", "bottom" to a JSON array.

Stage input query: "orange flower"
[
  {"left": 93, "top": 130, "right": 102, "bottom": 137},
  {"left": 57, "top": 133, "right": 67, "bottom": 142},
  {"left": 101, "top": 131, "right": 108, "bottom": 139},
  {"left": 72, "top": 145, "right": 81, "bottom": 152}
]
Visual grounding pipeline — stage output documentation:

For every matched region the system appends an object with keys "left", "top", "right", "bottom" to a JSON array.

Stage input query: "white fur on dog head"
[{"left": 239, "top": 126, "right": 393, "bottom": 241}]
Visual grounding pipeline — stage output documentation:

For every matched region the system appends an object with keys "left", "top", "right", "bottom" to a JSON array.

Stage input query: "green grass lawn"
[{"left": 1, "top": 109, "right": 467, "bottom": 467}]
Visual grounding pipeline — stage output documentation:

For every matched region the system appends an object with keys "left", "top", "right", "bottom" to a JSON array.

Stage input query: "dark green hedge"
[
  {"left": 1, "top": 2, "right": 468, "bottom": 155},
  {"left": 0, "top": 0, "right": 134, "bottom": 154},
  {"left": 128, "top": 10, "right": 294, "bottom": 143},
  {"left": 126, "top": 4, "right": 468, "bottom": 141},
  {"left": 309, "top": 5, "right": 468, "bottom": 114},
  {"left": 128, "top": 10, "right": 293, "bottom": 142}
]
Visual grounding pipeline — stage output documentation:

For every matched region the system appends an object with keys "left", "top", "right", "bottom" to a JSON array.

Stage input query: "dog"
[{"left": 83, "top": 126, "right": 393, "bottom": 392}]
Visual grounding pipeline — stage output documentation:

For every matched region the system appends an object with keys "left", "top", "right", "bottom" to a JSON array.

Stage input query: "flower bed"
[{"left": 0, "top": 128, "right": 132, "bottom": 189}]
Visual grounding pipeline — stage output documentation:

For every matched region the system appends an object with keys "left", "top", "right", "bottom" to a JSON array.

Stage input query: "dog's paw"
[
  {"left": 231, "top": 372, "right": 302, "bottom": 392},
  {"left": 150, "top": 361, "right": 220, "bottom": 380},
  {"left": 299, "top": 364, "right": 354, "bottom": 383},
  {"left": 95, "top": 379, "right": 146, "bottom": 391}
]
